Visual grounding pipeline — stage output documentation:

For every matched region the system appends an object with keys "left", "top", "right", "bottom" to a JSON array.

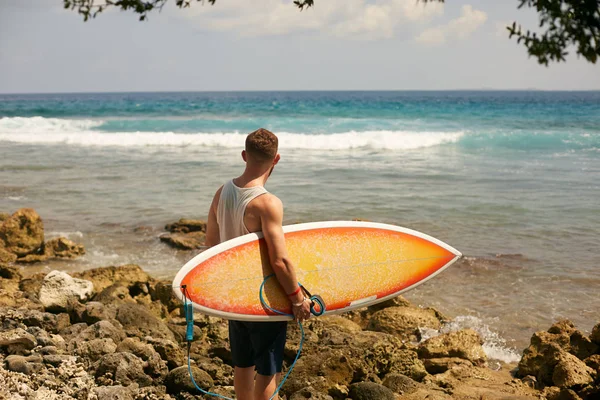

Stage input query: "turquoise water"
[{"left": 1, "top": 91, "right": 599, "bottom": 354}]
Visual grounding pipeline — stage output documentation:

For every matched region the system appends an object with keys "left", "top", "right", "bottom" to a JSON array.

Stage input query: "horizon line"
[{"left": 2, "top": 88, "right": 600, "bottom": 95}]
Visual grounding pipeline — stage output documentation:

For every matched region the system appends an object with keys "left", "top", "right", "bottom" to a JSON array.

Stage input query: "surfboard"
[{"left": 172, "top": 221, "right": 461, "bottom": 321}]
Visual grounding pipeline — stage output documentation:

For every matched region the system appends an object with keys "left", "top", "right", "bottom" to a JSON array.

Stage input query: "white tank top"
[{"left": 217, "top": 179, "right": 268, "bottom": 243}]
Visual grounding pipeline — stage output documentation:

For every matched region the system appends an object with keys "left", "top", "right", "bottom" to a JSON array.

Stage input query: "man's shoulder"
[{"left": 255, "top": 192, "right": 282, "bottom": 210}]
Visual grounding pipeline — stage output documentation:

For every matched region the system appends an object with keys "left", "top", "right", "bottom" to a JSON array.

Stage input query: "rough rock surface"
[
  {"left": 417, "top": 329, "right": 487, "bottom": 365},
  {"left": 165, "top": 365, "right": 213, "bottom": 394},
  {"left": 348, "top": 381, "right": 395, "bottom": 400},
  {"left": 0, "top": 208, "right": 44, "bottom": 257},
  {"left": 39, "top": 270, "right": 94, "bottom": 311},
  {"left": 44, "top": 237, "right": 86, "bottom": 259},
  {"left": 366, "top": 306, "right": 443, "bottom": 342},
  {"left": 73, "top": 264, "right": 152, "bottom": 294},
  {"left": 159, "top": 231, "right": 206, "bottom": 250},
  {"left": 160, "top": 218, "right": 207, "bottom": 249}
]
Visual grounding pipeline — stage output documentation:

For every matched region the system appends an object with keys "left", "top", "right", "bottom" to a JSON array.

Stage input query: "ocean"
[{"left": 1, "top": 91, "right": 599, "bottom": 360}]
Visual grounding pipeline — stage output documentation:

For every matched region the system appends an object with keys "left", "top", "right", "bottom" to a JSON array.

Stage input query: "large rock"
[
  {"left": 44, "top": 237, "right": 85, "bottom": 259},
  {"left": 518, "top": 320, "right": 599, "bottom": 385},
  {"left": 552, "top": 352, "right": 596, "bottom": 389},
  {"left": 0, "top": 208, "right": 44, "bottom": 257},
  {"left": 71, "top": 338, "right": 118, "bottom": 363},
  {"left": 116, "top": 303, "right": 175, "bottom": 341},
  {"left": 95, "top": 352, "right": 152, "bottom": 387},
  {"left": 417, "top": 329, "right": 487, "bottom": 365},
  {"left": 116, "top": 338, "right": 168, "bottom": 380},
  {"left": 350, "top": 330, "right": 427, "bottom": 381},
  {"left": 145, "top": 337, "right": 186, "bottom": 369},
  {"left": 76, "top": 320, "right": 126, "bottom": 344},
  {"left": 4, "top": 354, "right": 44, "bottom": 375},
  {"left": 39, "top": 270, "right": 93, "bottom": 311},
  {"left": 381, "top": 373, "right": 420, "bottom": 395},
  {"left": 165, "top": 219, "right": 207, "bottom": 233},
  {"left": 160, "top": 231, "right": 206, "bottom": 250},
  {"left": 366, "top": 306, "right": 443, "bottom": 342},
  {"left": 73, "top": 264, "right": 152, "bottom": 294},
  {"left": 0, "top": 328, "right": 37, "bottom": 355},
  {"left": 166, "top": 365, "right": 213, "bottom": 395},
  {"left": 348, "top": 382, "right": 395, "bottom": 400}
]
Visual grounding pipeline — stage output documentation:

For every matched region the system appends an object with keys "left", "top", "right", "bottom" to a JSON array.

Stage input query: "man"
[{"left": 204, "top": 128, "right": 312, "bottom": 400}]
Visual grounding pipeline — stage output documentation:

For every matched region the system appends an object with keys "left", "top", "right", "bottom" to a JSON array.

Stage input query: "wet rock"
[
  {"left": 417, "top": 329, "right": 486, "bottom": 366},
  {"left": 422, "top": 357, "right": 474, "bottom": 374},
  {"left": 552, "top": 352, "right": 595, "bottom": 388},
  {"left": 0, "top": 328, "right": 37, "bottom": 355},
  {"left": 165, "top": 219, "right": 207, "bottom": 233},
  {"left": 381, "top": 373, "right": 420, "bottom": 394},
  {"left": 366, "top": 306, "right": 443, "bottom": 342},
  {"left": 166, "top": 365, "right": 213, "bottom": 395},
  {"left": 0, "top": 208, "right": 44, "bottom": 257},
  {"left": 95, "top": 352, "right": 153, "bottom": 387},
  {"left": 116, "top": 338, "right": 168, "bottom": 380},
  {"left": 348, "top": 381, "right": 395, "bottom": 400},
  {"left": 39, "top": 270, "right": 93, "bottom": 312},
  {"left": 290, "top": 387, "right": 334, "bottom": 400},
  {"left": 91, "top": 385, "right": 135, "bottom": 400},
  {"left": 5, "top": 354, "right": 44, "bottom": 375},
  {"left": 160, "top": 231, "right": 206, "bottom": 250},
  {"left": 44, "top": 237, "right": 85, "bottom": 259},
  {"left": 73, "top": 264, "right": 152, "bottom": 294},
  {"left": 115, "top": 303, "right": 175, "bottom": 341}
]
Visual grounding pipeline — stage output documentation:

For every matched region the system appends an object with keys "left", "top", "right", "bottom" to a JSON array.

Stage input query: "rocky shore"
[{"left": 1, "top": 209, "right": 599, "bottom": 399}]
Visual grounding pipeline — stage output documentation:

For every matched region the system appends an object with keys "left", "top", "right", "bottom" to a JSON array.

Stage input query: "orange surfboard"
[{"left": 172, "top": 221, "right": 461, "bottom": 321}]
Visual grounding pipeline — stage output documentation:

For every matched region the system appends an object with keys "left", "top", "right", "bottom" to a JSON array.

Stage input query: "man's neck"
[{"left": 233, "top": 166, "right": 271, "bottom": 188}]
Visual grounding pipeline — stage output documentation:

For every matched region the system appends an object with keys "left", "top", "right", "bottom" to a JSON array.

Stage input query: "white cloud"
[
  {"left": 175, "top": 0, "right": 444, "bottom": 39},
  {"left": 416, "top": 4, "right": 487, "bottom": 45}
]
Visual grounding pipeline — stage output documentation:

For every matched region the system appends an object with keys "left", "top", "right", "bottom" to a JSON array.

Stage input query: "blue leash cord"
[{"left": 180, "top": 277, "right": 325, "bottom": 400}]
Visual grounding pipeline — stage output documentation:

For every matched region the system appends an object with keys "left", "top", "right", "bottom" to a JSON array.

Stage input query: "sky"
[{"left": 0, "top": 0, "right": 599, "bottom": 93}]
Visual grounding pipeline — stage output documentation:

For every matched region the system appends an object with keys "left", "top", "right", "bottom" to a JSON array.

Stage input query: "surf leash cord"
[{"left": 179, "top": 279, "right": 325, "bottom": 400}]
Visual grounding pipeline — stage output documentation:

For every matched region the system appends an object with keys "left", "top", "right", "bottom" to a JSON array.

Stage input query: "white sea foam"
[
  {"left": 419, "top": 315, "right": 521, "bottom": 365},
  {"left": 47, "top": 231, "right": 84, "bottom": 239},
  {"left": 0, "top": 117, "right": 464, "bottom": 150}
]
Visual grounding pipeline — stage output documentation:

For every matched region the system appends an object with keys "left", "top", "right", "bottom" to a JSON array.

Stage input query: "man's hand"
[{"left": 291, "top": 297, "right": 311, "bottom": 322}]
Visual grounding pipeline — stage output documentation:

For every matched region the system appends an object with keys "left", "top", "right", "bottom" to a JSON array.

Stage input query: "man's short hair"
[{"left": 245, "top": 128, "right": 278, "bottom": 163}]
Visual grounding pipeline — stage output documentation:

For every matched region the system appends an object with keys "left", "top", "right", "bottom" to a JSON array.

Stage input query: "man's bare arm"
[
  {"left": 204, "top": 187, "right": 222, "bottom": 248},
  {"left": 260, "top": 195, "right": 311, "bottom": 319}
]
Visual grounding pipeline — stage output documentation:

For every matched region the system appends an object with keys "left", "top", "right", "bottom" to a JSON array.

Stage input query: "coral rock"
[
  {"left": 0, "top": 208, "right": 44, "bottom": 257},
  {"left": 39, "top": 270, "right": 93, "bottom": 311}
]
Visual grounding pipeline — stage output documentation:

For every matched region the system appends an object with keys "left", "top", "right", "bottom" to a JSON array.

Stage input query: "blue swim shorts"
[{"left": 228, "top": 320, "right": 288, "bottom": 376}]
